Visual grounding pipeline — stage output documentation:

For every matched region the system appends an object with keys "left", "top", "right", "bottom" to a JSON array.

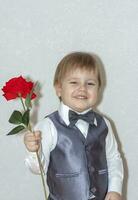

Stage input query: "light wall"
[{"left": 0, "top": 1, "right": 138, "bottom": 199}]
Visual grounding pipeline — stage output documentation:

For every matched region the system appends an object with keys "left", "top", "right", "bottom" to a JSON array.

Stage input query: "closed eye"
[
  {"left": 87, "top": 82, "right": 96, "bottom": 85},
  {"left": 69, "top": 81, "right": 77, "bottom": 84}
]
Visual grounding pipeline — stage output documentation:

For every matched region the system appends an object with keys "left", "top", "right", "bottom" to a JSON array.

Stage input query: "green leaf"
[
  {"left": 22, "top": 110, "right": 30, "bottom": 126},
  {"left": 25, "top": 94, "right": 32, "bottom": 109},
  {"left": 7, "top": 125, "right": 25, "bottom": 135},
  {"left": 9, "top": 110, "right": 23, "bottom": 124}
]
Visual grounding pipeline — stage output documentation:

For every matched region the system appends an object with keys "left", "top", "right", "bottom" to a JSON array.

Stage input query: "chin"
[
  {"left": 74, "top": 104, "right": 90, "bottom": 112},
  {"left": 73, "top": 106, "right": 87, "bottom": 113}
]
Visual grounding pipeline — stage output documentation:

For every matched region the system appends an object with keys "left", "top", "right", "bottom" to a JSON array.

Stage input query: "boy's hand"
[
  {"left": 24, "top": 131, "right": 41, "bottom": 152},
  {"left": 104, "top": 192, "right": 122, "bottom": 200}
]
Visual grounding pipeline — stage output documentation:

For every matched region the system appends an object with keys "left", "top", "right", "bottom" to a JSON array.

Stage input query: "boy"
[{"left": 24, "top": 52, "right": 124, "bottom": 200}]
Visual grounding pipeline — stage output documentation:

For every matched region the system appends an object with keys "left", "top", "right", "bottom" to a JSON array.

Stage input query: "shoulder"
[
  {"left": 94, "top": 110, "right": 112, "bottom": 128},
  {"left": 33, "top": 114, "right": 56, "bottom": 132},
  {"left": 103, "top": 116, "right": 112, "bottom": 128}
]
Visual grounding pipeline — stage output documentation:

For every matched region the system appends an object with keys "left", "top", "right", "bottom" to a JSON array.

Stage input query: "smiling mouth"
[{"left": 74, "top": 95, "right": 87, "bottom": 99}]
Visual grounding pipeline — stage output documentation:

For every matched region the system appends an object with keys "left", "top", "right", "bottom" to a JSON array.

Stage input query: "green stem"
[
  {"left": 37, "top": 151, "right": 47, "bottom": 199},
  {"left": 28, "top": 124, "right": 47, "bottom": 200},
  {"left": 19, "top": 96, "right": 26, "bottom": 111},
  {"left": 20, "top": 96, "right": 47, "bottom": 200}
]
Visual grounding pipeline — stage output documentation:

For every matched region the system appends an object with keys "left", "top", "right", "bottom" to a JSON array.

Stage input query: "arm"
[
  {"left": 24, "top": 118, "right": 57, "bottom": 174},
  {"left": 104, "top": 118, "right": 124, "bottom": 200}
]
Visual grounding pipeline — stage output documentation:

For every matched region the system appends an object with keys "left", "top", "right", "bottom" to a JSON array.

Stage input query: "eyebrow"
[
  {"left": 87, "top": 79, "right": 97, "bottom": 82},
  {"left": 67, "top": 77, "right": 79, "bottom": 80},
  {"left": 67, "top": 78, "right": 97, "bottom": 82}
]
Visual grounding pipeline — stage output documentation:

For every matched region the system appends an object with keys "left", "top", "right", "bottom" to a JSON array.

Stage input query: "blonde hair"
[{"left": 53, "top": 52, "right": 101, "bottom": 88}]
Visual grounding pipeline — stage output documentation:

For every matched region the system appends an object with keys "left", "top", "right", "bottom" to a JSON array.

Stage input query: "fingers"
[
  {"left": 24, "top": 131, "right": 42, "bottom": 152},
  {"left": 104, "top": 192, "right": 122, "bottom": 200}
]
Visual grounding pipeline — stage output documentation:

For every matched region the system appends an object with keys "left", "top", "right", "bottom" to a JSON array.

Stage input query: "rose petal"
[
  {"left": 2, "top": 75, "right": 37, "bottom": 100},
  {"left": 3, "top": 92, "right": 18, "bottom": 100}
]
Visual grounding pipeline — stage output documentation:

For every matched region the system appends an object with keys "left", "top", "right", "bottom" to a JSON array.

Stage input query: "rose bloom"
[{"left": 2, "top": 76, "right": 36, "bottom": 100}]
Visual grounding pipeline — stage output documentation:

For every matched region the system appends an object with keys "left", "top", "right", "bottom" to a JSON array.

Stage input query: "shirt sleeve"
[
  {"left": 24, "top": 117, "right": 57, "bottom": 174},
  {"left": 104, "top": 117, "right": 124, "bottom": 195}
]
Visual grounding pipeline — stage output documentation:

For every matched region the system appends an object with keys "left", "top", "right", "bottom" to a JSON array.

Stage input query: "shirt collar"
[{"left": 58, "top": 101, "right": 97, "bottom": 126}]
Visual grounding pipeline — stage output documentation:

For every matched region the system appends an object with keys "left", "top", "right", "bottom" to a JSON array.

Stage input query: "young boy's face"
[{"left": 55, "top": 68, "right": 99, "bottom": 112}]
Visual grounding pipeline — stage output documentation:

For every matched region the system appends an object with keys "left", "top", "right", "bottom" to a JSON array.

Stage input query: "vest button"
[
  {"left": 87, "top": 164, "right": 95, "bottom": 173},
  {"left": 88, "top": 190, "right": 96, "bottom": 199},
  {"left": 91, "top": 187, "right": 97, "bottom": 193},
  {"left": 85, "top": 146, "right": 91, "bottom": 153},
  {"left": 85, "top": 148, "right": 89, "bottom": 153},
  {"left": 91, "top": 166, "right": 95, "bottom": 172}
]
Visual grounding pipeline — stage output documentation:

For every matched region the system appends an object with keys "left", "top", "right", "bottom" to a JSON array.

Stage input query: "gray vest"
[{"left": 47, "top": 111, "right": 108, "bottom": 200}]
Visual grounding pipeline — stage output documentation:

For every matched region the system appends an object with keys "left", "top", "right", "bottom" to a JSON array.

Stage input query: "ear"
[{"left": 54, "top": 82, "right": 62, "bottom": 97}]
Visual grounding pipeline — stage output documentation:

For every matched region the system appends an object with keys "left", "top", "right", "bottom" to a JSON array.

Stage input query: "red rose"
[{"left": 2, "top": 76, "right": 36, "bottom": 100}]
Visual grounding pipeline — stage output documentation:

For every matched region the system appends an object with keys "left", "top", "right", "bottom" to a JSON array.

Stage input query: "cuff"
[{"left": 108, "top": 178, "right": 123, "bottom": 195}]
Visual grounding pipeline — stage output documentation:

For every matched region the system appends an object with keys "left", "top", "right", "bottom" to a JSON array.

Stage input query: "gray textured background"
[{"left": 0, "top": 0, "right": 138, "bottom": 199}]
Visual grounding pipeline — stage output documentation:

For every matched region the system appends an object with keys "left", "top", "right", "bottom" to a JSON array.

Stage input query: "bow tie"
[{"left": 69, "top": 110, "right": 95, "bottom": 127}]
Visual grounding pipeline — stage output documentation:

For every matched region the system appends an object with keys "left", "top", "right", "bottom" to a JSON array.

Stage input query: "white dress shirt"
[{"left": 25, "top": 102, "right": 124, "bottom": 195}]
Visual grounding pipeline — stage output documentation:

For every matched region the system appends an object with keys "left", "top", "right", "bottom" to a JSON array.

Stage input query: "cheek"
[
  {"left": 56, "top": 85, "right": 68, "bottom": 97},
  {"left": 60, "top": 87, "right": 70, "bottom": 98},
  {"left": 89, "top": 90, "right": 98, "bottom": 99}
]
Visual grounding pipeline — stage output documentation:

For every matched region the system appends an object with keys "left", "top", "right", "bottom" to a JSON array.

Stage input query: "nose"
[{"left": 78, "top": 83, "right": 86, "bottom": 91}]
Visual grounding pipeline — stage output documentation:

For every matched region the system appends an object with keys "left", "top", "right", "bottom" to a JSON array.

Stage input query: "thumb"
[
  {"left": 34, "top": 131, "right": 42, "bottom": 144},
  {"left": 104, "top": 193, "right": 111, "bottom": 200}
]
